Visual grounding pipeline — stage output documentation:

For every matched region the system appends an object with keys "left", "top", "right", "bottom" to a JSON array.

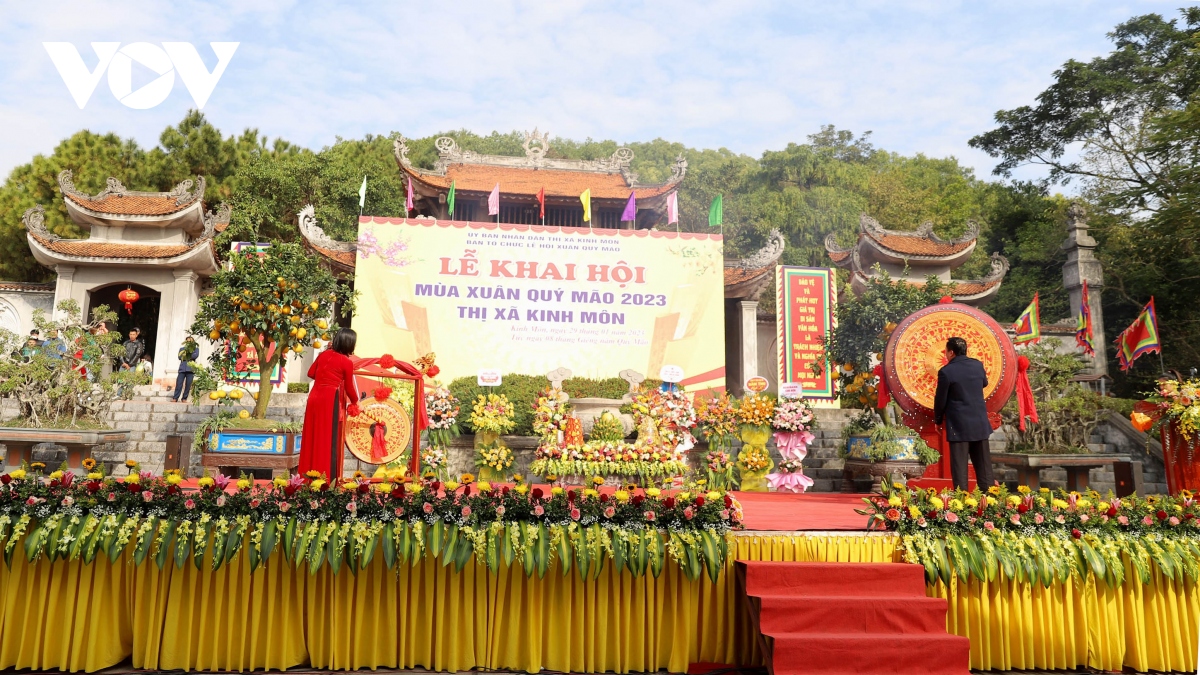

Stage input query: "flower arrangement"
[
  {"left": 767, "top": 457, "right": 813, "bottom": 493},
  {"left": 858, "top": 481, "right": 1200, "bottom": 586},
  {"left": 737, "top": 394, "right": 775, "bottom": 429},
  {"left": 420, "top": 446, "right": 449, "bottom": 481},
  {"left": 737, "top": 447, "right": 771, "bottom": 473},
  {"left": 630, "top": 387, "right": 698, "bottom": 452},
  {"left": 0, "top": 465, "right": 743, "bottom": 583},
  {"left": 476, "top": 442, "right": 514, "bottom": 475},
  {"left": 532, "top": 391, "right": 572, "bottom": 440},
  {"left": 589, "top": 412, "right": 626, "bottom": 443},
  {"left": 696, "top": 393, "right": 739, "bottom": 451},
  {"left": 704, "top": 449, "right": 737, "bottom": 491},
  {"left": 1136, "top": 377, "right": 1200, "bottom": 447},
  {"left": 773, "top": 397, "right": 816, "bottom": 432},
  {"left": 424, "top": 386, "right": 460, "bottom": 449},
  {"left": 469, "top": 393, "right": 516, "bottom": 435},
  {"left": 531, "top": 440, "right": 687, "bottom": 483}
]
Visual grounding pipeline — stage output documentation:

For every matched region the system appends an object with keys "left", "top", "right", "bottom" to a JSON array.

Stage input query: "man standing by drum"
[{"left": 934, "top": 336, "right": 996, "bottom": 490}]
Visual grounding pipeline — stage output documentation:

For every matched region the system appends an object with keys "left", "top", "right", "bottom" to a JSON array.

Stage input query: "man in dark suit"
[{"left": 933, "top": 336, "right": 996, "bottom": 490}]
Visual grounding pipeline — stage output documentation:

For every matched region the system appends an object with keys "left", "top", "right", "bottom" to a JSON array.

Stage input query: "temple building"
[
  {"left": 824, "top": 214, "right": 1009, "bottom": 306},
  {"left": 394, "top": 131, "right": 686, "bottom": 229},
  {"left": 19, "top": 170, "right": 228, "bottom": 385}
]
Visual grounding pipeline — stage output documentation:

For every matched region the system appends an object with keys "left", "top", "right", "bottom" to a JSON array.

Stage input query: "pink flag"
[
  {"left": 621, "top": 191, "right": 637, "bottom": 222},
  {"left": 405, "top": 177, "right": 414, "bottom": 212},
  {"left": 666, "top": 191, "right": 679, "bottom": 224},
  {"left": 488, "top": 183, "right": 500, "bottom": 216}
]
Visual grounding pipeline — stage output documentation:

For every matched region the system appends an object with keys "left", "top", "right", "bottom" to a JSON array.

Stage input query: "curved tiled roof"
[
  {"left": 724, "top": 265, "right": 773, "bottom": 287},
  {"left": 402, "top": 163, "right": 676, "bottom": 200},
  {"left": 864, "top": 231, "right": 974, "bottom": 257},
  {"left": 0, "top": 281, "right": 54, "bottom": 292},
  {"left": 828, "top": 250, "right": 850, "bottom": 263},
  {"left": 58, "top": 171, "right": 204, "bottom": 218},
  {"left": 29, "top": 234, "right": 197, "bottom": 260}
]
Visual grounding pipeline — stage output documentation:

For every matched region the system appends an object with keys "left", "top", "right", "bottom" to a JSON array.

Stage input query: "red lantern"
[{"left": 117, "top": 287, "right": 140, "bottom": 315}]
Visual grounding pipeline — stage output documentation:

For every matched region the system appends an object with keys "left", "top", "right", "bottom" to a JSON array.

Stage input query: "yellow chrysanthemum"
[
  {"left": 9, "top": 469, "right": 26, "bottom": 480},
  {"left": 124, "top": 474, "right": 140, "bottom": 484},
  {"left": 87, "top": 472, "right": 102, "bottom": 480},
  {"left": 197, "top": 476, "right": 214, "bottom": 487},
  {"left": 614, "top": 490, "right": 630, "bottom": 503},
  {"left": 237, "top": 479, "right": 252, "bottom": 491},
  {"left": 514, "top": 484, "right": 529, "bottom": 495},
  {"left": 49, "top": 470, "right": 64, "bottom": 480},
  {"left": 930, "top": 497, "right": 944, "bottom": 510},
  {"left": 476, "top": 481, "right": 491, "bottom": 492},
  {"left": 908, "top": 505, "right": 921, "bottom": 519},
  {"left": 646, "top": 488, "right": 662, "bottom": 497},
  {"left": 887, "top": 496, "right": 902, "bottom": 507},
  {"left": 376, "top": 483, "right": 393, "bottom": 494},
  {"left": 167, "top": 474, "right": 183, "bottom": 486},
  {"left": 445, "top": 481, "right": 460, "bottom": 491},
  {"left": 551, "top": 487, "right": 564, "bottom": 496}
]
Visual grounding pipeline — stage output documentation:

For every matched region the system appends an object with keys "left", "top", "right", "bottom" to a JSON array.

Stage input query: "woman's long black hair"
[{"left": 331, "top": 328, "right": 357, "bottom": 355}]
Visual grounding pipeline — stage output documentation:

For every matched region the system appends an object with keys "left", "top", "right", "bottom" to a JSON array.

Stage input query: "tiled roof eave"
[{"left": 860, "top": 233, "right": 976, "bottom": 261}]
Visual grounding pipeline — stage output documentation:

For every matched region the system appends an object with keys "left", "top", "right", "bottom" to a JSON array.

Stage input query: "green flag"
[
  {"left": 708, "top": 194, "right": 723, "bottom": 226},
  {"left": 447, "top": 181, "right": 456, "bottom": 217}
]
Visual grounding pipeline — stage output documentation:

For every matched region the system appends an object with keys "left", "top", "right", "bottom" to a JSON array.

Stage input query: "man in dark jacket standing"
[
  {"left": 172, "top": 336, "right": 199, "bottom": 403},
  {"left": 933, "top": 336, "right": 995, "bottom": 490},
  {"left": 119, "top": 328, "right": 145, "bottom": 371}
]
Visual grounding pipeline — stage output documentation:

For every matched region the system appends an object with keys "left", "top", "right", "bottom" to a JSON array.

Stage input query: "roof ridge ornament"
[
  {"left": 298, "top": 204, "right": 356, "bottom": 253},
  {"left": 22, "top": 205, "right": 58, "bottom": 242},
  {"left": 524, "top": 129, "right": 550, "bottom": 164},
  {"left": 201, "top": 202, "right": 231, "bottom": 240},
  {"left": 732, "top": 229, "right": 786, "bottom": 270}
]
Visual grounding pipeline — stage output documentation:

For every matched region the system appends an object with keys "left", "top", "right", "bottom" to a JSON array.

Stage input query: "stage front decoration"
[
  {"left": 882, "top": 302, "right": 1017, "bottom": 483},
  {"left": 345, "top": 397, "right": 412, "bottom": 465}
]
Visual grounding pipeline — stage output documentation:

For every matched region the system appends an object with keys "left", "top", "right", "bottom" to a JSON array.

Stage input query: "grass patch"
[{"left": 0, "top": 417, "right": 111, "bottom": 430}]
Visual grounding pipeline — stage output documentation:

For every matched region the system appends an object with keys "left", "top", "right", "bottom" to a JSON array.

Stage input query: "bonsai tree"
[
  {"left": 820, "top": 269, "right": 947, "bottom": 407},
  {"left": 0, "top": 300, "right": 147, "bottom": 428},
  {"left": 190, "top": 242, "right": 352, "bottom": 419}
]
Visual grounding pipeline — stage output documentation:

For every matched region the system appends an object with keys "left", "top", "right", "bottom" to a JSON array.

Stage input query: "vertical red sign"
[{"left": 776, "top": 267, "right": 836, "bottom": 401}]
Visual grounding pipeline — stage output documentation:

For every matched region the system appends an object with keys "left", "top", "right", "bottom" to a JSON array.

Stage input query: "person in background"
[
  {"left": 119, "top": 328, "right": 144, "bottom": 371},
  {"left": 20, "top": 337, "right": 39, "bottom": 361},
  {"left": 28, "top": 329, "right": 42, "bottom": 347},
  {"left": 41, "top": 329, "right": 66, "bottom": 360},
  {"left": 172, "top": 336, "right": 199, "bottom": 403},
  {"left": 933, "top": 336, "right": 996, "bottom": 490},
  {"left": 298, "top": 328, "right": 360, "bottom": 480},
  {"left": 137, "top": 355, "right": 153, "bottom": 376}
]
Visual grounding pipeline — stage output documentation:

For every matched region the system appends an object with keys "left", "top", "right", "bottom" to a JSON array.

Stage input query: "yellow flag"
[{"left": 580, "top": 188, "right": 591, "bottom": 222}]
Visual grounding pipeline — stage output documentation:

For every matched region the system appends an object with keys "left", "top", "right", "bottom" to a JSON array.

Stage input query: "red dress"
[{"left": 298, "top": 350, "right": 360, "bottom": 480}]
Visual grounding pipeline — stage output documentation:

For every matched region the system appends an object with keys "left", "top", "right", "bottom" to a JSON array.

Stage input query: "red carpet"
[
  {"left": 737, "top": 561, "right": 970, "bottom": 674},
  {"left": 733, "top": 491, "right": 867, "bottom": 531}
]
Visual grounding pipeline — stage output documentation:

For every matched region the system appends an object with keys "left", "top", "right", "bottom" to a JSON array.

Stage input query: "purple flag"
[
  {"left": 621, "top": 191, "right": 637, "bottom": 222},
  {"left": 405, "top": 177, "right": 414, "bottom": 212},
  {"left": 488, "top": 184, "right": 500, "bottom": 216}
]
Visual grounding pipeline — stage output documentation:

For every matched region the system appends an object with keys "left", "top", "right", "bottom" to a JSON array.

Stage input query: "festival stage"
[{"left": 0, "top": 490, "right": 1193, "bottom": 674}]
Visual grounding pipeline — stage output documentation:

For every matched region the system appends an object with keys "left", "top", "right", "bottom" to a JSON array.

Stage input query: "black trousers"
[
  {"left": 950, "top": 440, "right": 994, "bottom": 491},
  {"left": 173, "top": 371, "right": 194, "bottom": 402}
]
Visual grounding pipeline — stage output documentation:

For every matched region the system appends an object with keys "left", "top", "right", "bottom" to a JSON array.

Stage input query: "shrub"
[
  {"left": 561, "top": 377, "right": 630, "bottom": 399},
  {"left": 288, "top": 382, "right": 311, "bottom": 393},
  {"left": 449, "top": 373, "right": 550, "bottom": 435}
]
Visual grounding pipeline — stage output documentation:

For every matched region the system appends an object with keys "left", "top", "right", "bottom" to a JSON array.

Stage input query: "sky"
[{"left": 0, "top": 1, "right": 1190, "bottom": 184}]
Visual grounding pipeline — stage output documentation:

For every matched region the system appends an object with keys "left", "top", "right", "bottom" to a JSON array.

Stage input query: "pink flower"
[
  {"left": 644, "top": 511, "right": 656, "bottom": 522},
  {"left": 309, "top": 499, "right": 321, "bottom": 510},
  {"left": 24, "top": 496, "right": 36, "bottom": 506},
  {"left": 1170, "top": 516, "right": 1181, "bottom": 526},
  {"left": 917, "top": 517, "right": 927, "bottom": 527},
  {"left": 1142, "top": 515, "right": 1155, "bottom": 526},
  {"left": 984, "top": 521, "right": 994, "bottom": 531},
  {"left": 944, "top": 511, "right": 959, "bottom": 523},
  {"left": 279, "top": 502, "right": 291, "bottom": 513},
  {"left": 720, "top": 509, "right": 730, "bottom": 520},
  {"left": 423, "top": 502, "right": 434, "bottom": 514},
  {"left": 106, "top": 492, "right": 116, "bottom": 502},
  {"left": 496, "top": 505, "right": 506, "bottom": 517},
  {"left": 216, "top": 495, "right": 226, "bottom": 507},
  {"left": 61, "top": 496, "right": 73, "bottom": 507},
  {"left": 394, "top": 507, "right": 404, "bottom": 517},
  {"left": 570, "top": 508, "right": 580, "bottom": 520},
  {"left": 683, "top": 507, "right": 695, "bottom": 520},
  {"left": 1118, "top": 515, "right": 1129, "bottom": 526},
  {"left": 461, "top": 506, "right": 472, "bottom": 518},
  {"left": 603, "top": 506, "right": 615, "bottom": 518},
  {"left": 1055, "top": 514, "right": 1066, "bottom": 524},
  {"left": 1034, "top": 513, "right": 1044, "bottom": 524},
  {"left": 1009, "top": 514, "right": 1020, "bottom": 525},
  {"left": 1079, "top": 514, "right": 1089, "bottom": 523},
  {"left": 346, "top": 501, "right": 357, "bottom": 513},
  {"left": 184, "top": 499, "right": 196, "bottom": 510},
  {"left": 141, "top": 491, "right": 153, "bottom": 502},
  {"left": 533, "top": 505, "right": 544, "bottom": 516},
  {"left": 250, "top": 499, "right": 261, "bottom": 509}
]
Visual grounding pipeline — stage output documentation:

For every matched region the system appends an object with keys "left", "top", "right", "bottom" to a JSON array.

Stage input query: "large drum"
[
  {"left": 345, "top": 397, "right": 412, "bottom": 465},
  {"left": 881, "top": 302, "right": 1016, "bottom": 484}
]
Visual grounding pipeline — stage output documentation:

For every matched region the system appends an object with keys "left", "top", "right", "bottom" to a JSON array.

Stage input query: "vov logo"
[{"left": 43, "top": 42, "right": 239, "bottom": 109}]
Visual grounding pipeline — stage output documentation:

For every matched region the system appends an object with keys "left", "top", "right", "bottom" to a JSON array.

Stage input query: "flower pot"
[
  {"left": 845, "top": 434, "right": 920, "bottom": 461},
  {"left": 479, "top": 466, "right": 506, "bottom": 483},
  {"left": 475, "top": 431, "right": 501, "bottom": 449}
]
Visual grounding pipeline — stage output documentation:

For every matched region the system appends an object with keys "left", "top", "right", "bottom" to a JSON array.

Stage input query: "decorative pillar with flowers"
[
  {"left": 696, "top": 393, "right": 739, "bottom": 490},
  {"left": 1133, "top": 376, "right": 1200, "bottom": 494},
  {"left": 735, "top": 393, "right": 776, "bottom": 491},
  {"left": 767, "top": 395, "right": 818, "bottom": 493}
]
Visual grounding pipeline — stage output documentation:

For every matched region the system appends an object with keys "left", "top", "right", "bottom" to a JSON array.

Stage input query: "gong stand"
[{"left": 351, "top": 361, "right": 426, "bottom": 477}]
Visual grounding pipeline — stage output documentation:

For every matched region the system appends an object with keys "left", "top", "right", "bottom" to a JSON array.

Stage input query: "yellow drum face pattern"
[
  {"left": 346, "top": 397, "right": 412, "bottom": 465},
  {"left": 891, "top": 310, "right": 1004, "bottom": 410}
]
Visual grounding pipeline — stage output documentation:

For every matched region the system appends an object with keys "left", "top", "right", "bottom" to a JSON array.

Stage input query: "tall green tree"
[{"left": 970, "top": 8, "right": 1200, "bottom": 386}]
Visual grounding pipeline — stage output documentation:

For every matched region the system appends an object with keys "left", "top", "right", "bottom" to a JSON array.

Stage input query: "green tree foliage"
[
  {"left": 190, "top": 243, "right": 351, "bottom": 418},
  {"left": 970, "top": 7, "right": 1200, "bottom": 389}
]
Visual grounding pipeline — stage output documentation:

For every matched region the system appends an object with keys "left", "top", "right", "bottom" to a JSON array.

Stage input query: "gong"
[
  {"left": 345, "top": 398, "right": 413, "bottom": 465},
  {"left": 882, "top": 302, "right": 1016, "bottom": 416}
]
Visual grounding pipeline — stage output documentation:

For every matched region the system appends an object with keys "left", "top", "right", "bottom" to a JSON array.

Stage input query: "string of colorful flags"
[{"left": 1011, "top": 281, "right": 1160, "bottom": 371}]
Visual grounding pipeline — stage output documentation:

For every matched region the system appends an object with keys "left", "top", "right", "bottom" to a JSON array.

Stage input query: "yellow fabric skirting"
[{"left": 0, "top": 532, "right": 1194, "bottom": 673}]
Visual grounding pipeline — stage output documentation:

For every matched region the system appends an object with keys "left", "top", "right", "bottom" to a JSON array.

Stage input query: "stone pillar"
[
  {"left": 1061, "top": 203, "right": 1107, "bottom": 375},
  {"left": 739, "top": 300, "right": 759, "bottom": 393},
  {"left": 161, "top": 269, "right": 199, "bottom": 385},
  {"left": 53, "top": 265, "right": 75, "bottom": 319}
]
